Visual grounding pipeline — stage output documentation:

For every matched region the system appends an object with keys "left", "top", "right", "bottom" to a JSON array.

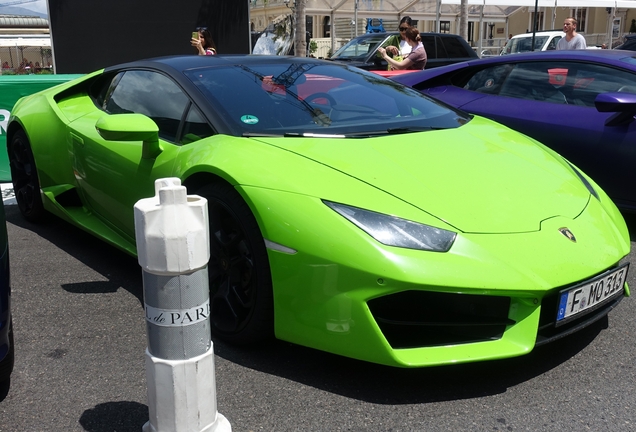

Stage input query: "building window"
[
  {"left": 613, "top": 17, "right": 621, "bottom": 38},
  {"left": 530, "top": 11, "right": 544, "bottom": 31},
  {"left": 440, "top": 21, "right": 450, "bottom": 33},
  {"left": 572, "top": 9, "right": 587, "bottom": 32}
]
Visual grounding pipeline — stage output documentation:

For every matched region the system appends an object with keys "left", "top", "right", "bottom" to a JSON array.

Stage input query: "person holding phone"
[{"left": 191, "top": 27, "right": 217, "bottom": 55}]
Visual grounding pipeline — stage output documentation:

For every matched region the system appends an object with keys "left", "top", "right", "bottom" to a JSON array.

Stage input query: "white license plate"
[{"left": 556, "top": 263, "right": 629, "bottom": 326}]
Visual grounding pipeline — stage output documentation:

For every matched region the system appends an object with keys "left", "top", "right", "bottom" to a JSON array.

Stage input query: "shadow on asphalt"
[
  {"left": 5, "top": 206, "right": 144, "bottom": 305},
  {"left": 623, "top": 211, "right": 636, "bottom": 241},
  {"left": 3, "top": 204, "right": 626, "bottom": 411},
  {"left": 212, "top": 315, "right": 607, "bottom": 405},
  {"left": 79, "top": 401, "right": 148, "bottom": 432},
  {"left": 0, "top": 379, "right": 9, "bottom": 402}
]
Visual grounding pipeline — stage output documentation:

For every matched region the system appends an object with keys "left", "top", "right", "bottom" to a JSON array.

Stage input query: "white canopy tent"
[
  {"left": 305, "top": 0, "right": 636, "bottom": 20},
  {"left": 304, "top": 0, "right": 513, "bottom": 20},
  {"left": 303, "top": 0, "right": 636, "bottom": 54},
  {"left": 442, "top": 0, "right": 636, "bottom": 5},
  {"left": 440, "top": 0, "right": 636, "bottom": 54},
  {"left": 304, "top": 0, "right": 636, "bottom": 16},
  {"left": 0, "top": 36, "right": 51, "bottom": 70},
  {"left": 0, "top": 37, "right": 50, "bottom": 47}
]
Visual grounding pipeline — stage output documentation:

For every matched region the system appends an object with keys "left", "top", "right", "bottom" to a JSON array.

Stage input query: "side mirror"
[
  {"left": 95, "top": 113, "right": 162, "bottom": 159},
  {"left": 595, "top": 92, "right": 636, "bottom": 127}
]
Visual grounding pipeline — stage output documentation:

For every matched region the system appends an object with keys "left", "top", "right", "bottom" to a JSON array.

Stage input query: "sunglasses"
[
  {"left": 196, "top": 26, "right": 207, "bottom": 31},
  {"left": 399, "top": 27, "right": 409, "bottom": 31}
]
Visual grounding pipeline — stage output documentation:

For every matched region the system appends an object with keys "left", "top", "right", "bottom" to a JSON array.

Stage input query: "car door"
[
  {"left": 455, "top": 60, "right": 636, "bottom": 207},
  {"left": 69, "top": 69, "right": 196, "bottom": 239}
]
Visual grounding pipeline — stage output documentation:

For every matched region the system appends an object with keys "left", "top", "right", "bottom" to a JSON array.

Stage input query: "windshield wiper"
[
  {"left": 386, "top": 127, "right": 436, "bottom": 134},
  {"left": 242, "top": 132, "right": 285, "bottom": 138},
  {"left": 283, "top": 132, "right": 346, "bottom": 138}
]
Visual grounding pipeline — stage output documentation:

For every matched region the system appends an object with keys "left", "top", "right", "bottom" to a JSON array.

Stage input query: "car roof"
[
  {"left": 476, "top": 49, "right": 636, "bottom": 64},
  {"left": 350, "top": 31, "right": 467, "bottom": 39},
  {"left": 105, "top": 54, "right": 331, "bottom": 74},
  {"left": 511, "top": 30, "right": 565, "bottom": 38},
  {"left": 392, "top": 48, "right": 636, "bottom": 87}
]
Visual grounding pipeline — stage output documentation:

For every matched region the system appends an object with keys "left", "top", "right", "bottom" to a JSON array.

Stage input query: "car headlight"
[{"left": 324, "top": 201, "right": 456, "bottom": 252}]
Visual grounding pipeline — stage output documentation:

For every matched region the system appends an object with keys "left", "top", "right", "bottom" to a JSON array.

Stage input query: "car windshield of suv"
[
  {"left": 330, "top": 34, "right": 388, "bottom": 60},
  {"left": 501, "top": 36, "right": 549, "bottom": 55},
  {"left": 615, "top": 36, "right": 636, "bottom": 50},
  {"left": 184, "top": 61, "right": 469, "bottom": 137}
]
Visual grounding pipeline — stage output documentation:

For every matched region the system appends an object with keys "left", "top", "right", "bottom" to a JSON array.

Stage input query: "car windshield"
[
  {"left": 184, "top": 61, "right": 469, "bottom": 137},
  {"left": 501, "top": 35, "right": 549, "bottom": 55},
  {"left": 330, "top": 34, "right": 388, "bottom": 60}
]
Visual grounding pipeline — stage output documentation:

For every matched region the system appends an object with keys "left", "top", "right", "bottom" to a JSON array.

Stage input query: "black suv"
[
  {"left": 614, "top": 34, "right": 636, "bottom": 51},
  {"left": 327, "top": 32, "right": 478, "bottom": 70}
]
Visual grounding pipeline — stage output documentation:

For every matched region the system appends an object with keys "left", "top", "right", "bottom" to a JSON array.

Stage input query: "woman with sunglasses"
[
  {"left": 191, "top": 27, "right": 217, "bottom": 55},
  {"left": 384, "top": 16, "right": 414, "bottom": 58},
  {"left": 378, "top": 27, "right": 427, "bottom": 70}
]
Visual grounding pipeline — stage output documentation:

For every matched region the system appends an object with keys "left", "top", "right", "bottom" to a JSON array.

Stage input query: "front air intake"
[{"left": 368, "top": 290, "right": 513, "bottom": 349}]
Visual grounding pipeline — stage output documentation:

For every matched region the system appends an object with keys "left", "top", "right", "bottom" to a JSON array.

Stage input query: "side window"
[
  {"left": 464, "top": 64, "right": 514, "bottom": 94},
  {"left": 421, "top": 36, "right": 438, "bottom": 59},
  {"left": 181, "top": 106, "right": 214, "bottom": 145},
  {"left": 567, "top": 63, "right": 636, "bottom": 106},
  {"left": 497, "top": 61, "right": 636, "bottom": 106},
  {"left": 499, "top": 63, "right": 569, "bottom": 104},
  {"left": 547, "top": 36, "right": 561, "bottom": 50},
  {"left": 104, "top": 70, "right": 189, "bottom": 143},
  {"left": 441, "top": 37, "right": 469, "bottom": 58},
  {"left": 90, "top": 72, "right": 121, "bottom": 107}
]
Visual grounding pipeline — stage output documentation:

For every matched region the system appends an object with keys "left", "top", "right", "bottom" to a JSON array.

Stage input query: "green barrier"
[{"left": 0, "top": 74, "right": 83, "bottom": 182}]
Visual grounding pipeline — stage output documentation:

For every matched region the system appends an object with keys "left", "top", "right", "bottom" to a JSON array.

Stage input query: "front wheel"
[
  {"left": 196, "top": 182, "right": 274, "bottom": 345},
  {"left": 8, "top": 130, "right": 45, "bottom": 222},
  {"left": 0, "top": 324, "right": 14, "bottom": 384}
]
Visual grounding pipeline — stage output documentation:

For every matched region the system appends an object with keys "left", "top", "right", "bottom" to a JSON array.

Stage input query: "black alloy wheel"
[
  {"left": 197, "top": 182, "right": 274, "bottom": 345},
  {"left": 0, "top": 324, "right": 14, "bottom": 384},
  {"left": 8, "top": 130, "right": 45, "bottom": 222}
]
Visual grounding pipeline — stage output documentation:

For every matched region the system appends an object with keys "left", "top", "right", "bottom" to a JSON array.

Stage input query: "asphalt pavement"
[{"left": 0, "top": 188, "right": 635, "bottom": 431}]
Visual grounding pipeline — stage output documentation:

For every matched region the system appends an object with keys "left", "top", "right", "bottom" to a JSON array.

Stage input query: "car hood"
[
  {"left": 325, "top": 58, "right": 373, "bottom": 69},
  {"left": 255, "top": 116, "right": 592, "bottom": 234}
]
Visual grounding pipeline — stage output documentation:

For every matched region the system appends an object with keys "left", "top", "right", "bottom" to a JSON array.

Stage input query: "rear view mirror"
[{"left": 96, "top": 113, "right": 162, "bottom": 159}]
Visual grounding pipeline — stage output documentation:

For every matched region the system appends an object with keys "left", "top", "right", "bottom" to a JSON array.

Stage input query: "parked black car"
[
  {"left": 327, "top": 32, "right": 478, "bottom": 70},
  {"left": 0, "top": 199, "right": 12, "bottom": 384},
  {"left": 614, "top": 34, "right": 636, "bottom": 51}
]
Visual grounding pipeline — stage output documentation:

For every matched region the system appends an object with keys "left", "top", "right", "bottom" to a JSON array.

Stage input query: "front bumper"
[{"left": 245, "top": 185, "right": 630, "bottom": 367}]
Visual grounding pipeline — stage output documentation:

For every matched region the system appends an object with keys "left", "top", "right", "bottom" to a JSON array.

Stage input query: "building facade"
[{"left": 249, "top": 0, "right": 636, "bottom": 55}]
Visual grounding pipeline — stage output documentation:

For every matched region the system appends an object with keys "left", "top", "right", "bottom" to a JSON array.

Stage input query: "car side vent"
[
  {"left": 368, "top": 290, "right": 513, "bottom": 349},
  {"left": 54, "top": 187, "right": 83, "bottom": 208}
]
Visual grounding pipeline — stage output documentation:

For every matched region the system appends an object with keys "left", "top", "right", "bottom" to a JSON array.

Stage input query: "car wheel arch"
[
  {"left": 5, "top": 120, "right": 27, "bottom": 147},
  {"left": 183, "top": 174, "right": 275, "bottom": 344},
  {"left": 183, "top": 171, "right": 270, "bottom": 243}
]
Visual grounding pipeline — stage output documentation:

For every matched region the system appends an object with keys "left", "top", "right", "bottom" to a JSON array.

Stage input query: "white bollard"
[{"left": 134, "top": 178, "right": 231, "bottom": 432}]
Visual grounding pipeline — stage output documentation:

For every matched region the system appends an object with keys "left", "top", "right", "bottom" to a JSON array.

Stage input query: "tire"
[
  {"left": 8, "top": 130, "right": 45, "bottom": 222},
  {"left": 0, "top": 324, "right": 14, "bottom": 384},
  {"left": 196, "top": 182, "right": 274, "bottom": 345}
]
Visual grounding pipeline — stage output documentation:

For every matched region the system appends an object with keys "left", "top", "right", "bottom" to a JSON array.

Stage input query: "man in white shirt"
[{"left": 556, "top": 17, "right": 587, "bottom": 50}]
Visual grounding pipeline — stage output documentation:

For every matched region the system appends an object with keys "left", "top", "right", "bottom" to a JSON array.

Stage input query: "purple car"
[{"left": 393, "top": 50, "right": 636, "bottom": 212}]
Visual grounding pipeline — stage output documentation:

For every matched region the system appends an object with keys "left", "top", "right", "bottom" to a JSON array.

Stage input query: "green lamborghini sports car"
[{"left": 6, "top": 55, "right": 631, "bottom": 367}]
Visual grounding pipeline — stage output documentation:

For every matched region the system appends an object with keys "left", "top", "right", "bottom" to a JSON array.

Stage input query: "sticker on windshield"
[{"left": 241, "top": 115, "right": 259, "bottom": 125}]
